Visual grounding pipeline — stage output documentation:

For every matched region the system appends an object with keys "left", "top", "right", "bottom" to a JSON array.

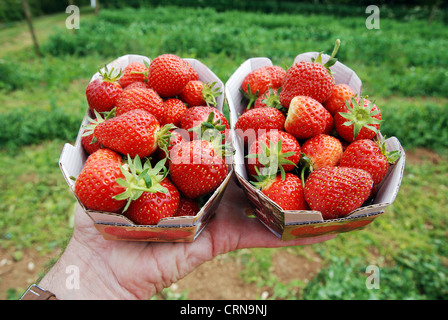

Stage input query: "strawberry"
[
  {"left": 339, "top": 138, "right": 400, "bottom": 185},
  {"left": 74, "top": 152, "right": 126, "bottom": 213},
  {"left": 252, "top": 87, "right": 284, "bottom": 112},
  {"left": 179, "top": 80, "right": 221, "bottom": 107},
  {"left": 94, "top": 109, "right": 164, "bottom": 158},
  {"left": 252, "top": 172, "right": 308, "bottom": 211},
  {"left": 125, "top": 178, "right": 180, "bottom": 225},
  {"left": 118, "top": 61, "right": 149, "bottom": 89},
  {"left": 241, "top": 65, "right": 286, "bottom": 109},
  {"left": 234, "top": 107, "right": 286, "bottom": 146},
  {"left": 156, "top": 129, "right": 188, "bottom": 163},
  {"left": 323, "top": 83, "right": 356, "bottom": 116},
  {"left": 174, "top": 196, "right": 200, "bottom": 217},
  {"left": 115, "top": 86, "right": 164, "bottom": 121},
  {"left": 86, "top": 66, "right": 123, "bottom": 113},
  {"left": 304, "top": 166, "right": 373, "bottom": 220},
  {"left": 81, "top": 123, "right": 102, "bottom": 154},
  {"left": 299, "top": 134, "right": 343, "bottom": 183},
  {"left": 148, "top": 54, "right": 198, "bottom": 97},
  {"left": 85, "top": 148, "right": 123, "bottom": 166},
  {"left": 334, "top": 96, "right": 382, "bottom": 142},
  {"left": 180, "top": 106, "right": 229, "bottom": 141},
  {"left": 124, "top": 81, "right": 150, "bottom": 91},
  {"left": 284, "top": 96, "right": 331, "bottom": 140},
  {"left": 246, "top": 130, "right": 301, "bottom": 178},
  {"left": 279, "top": 39, "right": 340, "bottom": 107},
  {"left": 160, "top": 98, "right": 187, "bottom": 127},
  {"left": 169, "top": 139, "right": 229, "bottom": 199}
]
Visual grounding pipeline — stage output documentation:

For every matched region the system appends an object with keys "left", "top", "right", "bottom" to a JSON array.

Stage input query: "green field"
[{"left": 0, "top": 4, "right": 447, "bottom": 300}]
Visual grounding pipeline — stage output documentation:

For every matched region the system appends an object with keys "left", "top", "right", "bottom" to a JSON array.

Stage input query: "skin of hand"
[{"left": 38, "top": 177, "right": 336, "bottom": 300}]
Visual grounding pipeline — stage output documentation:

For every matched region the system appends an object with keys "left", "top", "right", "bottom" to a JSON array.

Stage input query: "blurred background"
[{"left": 0, "top": 0, "right": 447, "bottom": 300}]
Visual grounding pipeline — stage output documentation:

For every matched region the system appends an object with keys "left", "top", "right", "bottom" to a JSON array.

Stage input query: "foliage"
[{"left": 302, "top": 250, "right": 448, "bottom": 300}]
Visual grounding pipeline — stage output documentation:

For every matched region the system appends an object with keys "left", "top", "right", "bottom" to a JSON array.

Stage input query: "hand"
[{"left": 38, "top": 176, "right": 336, "bottom": 299}]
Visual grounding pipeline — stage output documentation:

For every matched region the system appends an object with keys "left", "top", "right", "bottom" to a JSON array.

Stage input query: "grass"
[{"left": 0, "top": 4, "right": 447, "bottom": 300}]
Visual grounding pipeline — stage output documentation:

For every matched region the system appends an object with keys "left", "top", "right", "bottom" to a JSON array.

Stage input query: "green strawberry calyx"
[
  {"left": 99, "top": 65, "right": 123, "bottom": 83},
  {"left": 376, "top": 135, "right": 401, "bottom": 164},
  {"left": 246, "top": 138, "right": 296, "bottom": 180},
  {"left": 202, "top": 81, "right": 222, "bottom": 107},
  {"left": 311, "top": 38, "right": 341, "bottom": 73},
  {"left": 339, "top": 97, "right": 383, "bottom": 139},
  {"left": 114, "top": 155, "right": 169, "bottom": 212},
  {"left": 240, "top": 84, "right": 259, "bottom": 110},
  {"left": 260, "top": 87, "right": 285, "bottom": 112},
  {"left": 250, "top": 166, "right": 278, "bottom": 191},
  {"left": 156, "top": 123, "right": 179, "bottom": 158}
]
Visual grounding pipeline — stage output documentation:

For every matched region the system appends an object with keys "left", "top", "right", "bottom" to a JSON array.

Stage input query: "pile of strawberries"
[
  {"left": 235, "top": 40, "right": 400, "bottom": 220},
  {"left": 75, "top": 54, "right": 229, "bottom": 225}
]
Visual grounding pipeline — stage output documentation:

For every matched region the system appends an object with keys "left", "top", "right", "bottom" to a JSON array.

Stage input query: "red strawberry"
[
  {"left": 252, "top": 87, "right": 284, "bottom": 112},
  {"left": 334, "top": 96, "right": 382, "bottom": 142},
  {"left": 124, "top": 81, "right": 150, "bottom": 90},
  {"left": 160, "top": 98, "right": 187, "bottom": 127},
  {"left": 156, "top": 129, "right": 188, "bottom": 163},
  {"left": 74, "top": 155, "right": 126, "bottom": 213},
  {"left": 148, "top": 54, "right": 198, "bottom": 97},
  {"left": 94, "top": 109, "right": 161, "bottom": 158},
  {"left": 304, "top": 166, "right": 373, "bottom": 220},
  {"left": 86, "top": 66, "right": 123, "bottom": 113},
  {"left": 174, "top": 197, "right": 200, "bottom": 217},
  {"left": 280, "top": 40, "right": 340, "bottom": 107},
  {"left": 323, "top": 83, "right": 356, "bottom": 116},
  {"left": 115, "top": 86, "right": 164, "bottom": 121},
  {"left": 180, "top": 106, "right": 229, "bottom": 141},
  {"left": 169, "top": 139, "right": 228, "bottom": 199},
  {"left": 241, "top": 65, "right": 286, "bottom": 109},
  {"left": 81, "top": 124, "right": 102, "bottom": 154},
  {"left": 85, "top": 148, "right": 123, "bottom": 166},
  {"left": 118, "top": 61, "right": 149, "bottom": 89},
  {"left": 284, "top": 96, "right": 331, "bottom": 140},
  {"left": 234, "top": 107, "right": 286, "bottom": 146},
  {"left": 246, "top": 130, "right": 301, "bottom": 178},
  {"left": 125, "top": 178, "right": 180, "bottom": 225},
  {"left": 301, "top": 134, "right": 343, "bottom": 172},
  {"left": 179, "top": 80, "right": 221, "bottom": 107},
  {"left": 252, "top": 172, "right": 308, "bottom": 211},
  {"left": 339, "top": 138, "right": 400, "bottom": 185}
]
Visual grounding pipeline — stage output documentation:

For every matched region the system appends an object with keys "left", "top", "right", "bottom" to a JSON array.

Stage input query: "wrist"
[{"left": 38, "top": 235, "right": 135, "bottom": 300}]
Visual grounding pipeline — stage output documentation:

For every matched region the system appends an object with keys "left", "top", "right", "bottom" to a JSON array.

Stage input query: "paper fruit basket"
[
  {"left": 59, "top": 54, "right": 233, "bottom": 242},
  {"left": 225, "top": 54, "right": 406, "bottom": 241}
]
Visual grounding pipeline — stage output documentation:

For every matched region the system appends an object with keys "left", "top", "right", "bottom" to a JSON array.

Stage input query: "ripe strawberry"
[
  {"left": 174, "top": 196, "right": 200, "bottom": 217},
  {"left": 234, "top": 107, "right": 285, "bottom": 146},
  {"left": 279, "top": 40, "right": 340, "bottom": 107},
  {"left": 94, "top": 109, "right": 162, "bottom": 158},
  {"left": 299, "top": 134, "right": 343, "bottom": 183},
  {"left": 334, "top": 96, "right": 382, "bottom": 142},
  {"left": 301, "top": 134, "right": 343, "bottom": 171},
  {"left": 124, "top": 81, "right": 150, "bottom": 90},
  {"left": 86, "top": 66, "right": 123, "bottom": 113},
  {"left": 85, "top": 148, "right": 123, "bottom": 166},
  {"left": 74, "top": 154, "right": 126, "bottom": 213},
  {"left": 284, "top": 96, "right": 331, "bottom": 140},
  {"left": 125, "top": 178, "right": 180, "bottom": 225},
  {"left": 246, "top": 130, "right": 301, "bottom": 178},
  {"left": 339, "top": 138, "right": 400, "bottom": 185},
  {"left": 81, "top": 124, "right": 102, "bottom": 154},
  {"left": 169, "top": 139, "right": 229, "bottom": 199},
  {"left": 323, "top": 83, "right": 356, "bottom": 116},
  {"left": 252, "top": 87, "right": 284, "bottom": 112},
  {"left": 179, "top": 80, "right": 221, "bottom": 107},
  {"left": 156, "top": 129, "right": 188, "bottom": 163},
  {"left": 180, "top": 106, "right": 229, "bottom": 141},
  {"left": 304, "top": 166, "right": 373, "bottom": 220},
  {"left": 115, "top": 86, "right": 164, "bottom": 121},
  {"left": 252, "top": 172, "right": 308, "bottom": 211},
  {"left": 160, "top": 98, "right": 187, "bottom": 127},
  {"left": 241, "top": 65, "right": 286, "bottom": 109},
  {"left": 118, "top": 61, "right": 149, "bottom": 89},
  {"left": 148, "top": 54, "right": 198, "bottom": 97}
]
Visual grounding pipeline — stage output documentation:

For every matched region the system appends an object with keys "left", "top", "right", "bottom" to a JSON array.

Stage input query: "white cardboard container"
[
  {"left": 225, "top": 54, "right": 406, "bottom": 240},
  {"left": 59, "top": 54, "right": 233, "bottom": 242}
]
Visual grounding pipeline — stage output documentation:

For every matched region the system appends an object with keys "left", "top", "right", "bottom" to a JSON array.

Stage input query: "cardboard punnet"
[
  {"left": 59, "top": 54, "right": 233, "bottom": 242},
  {"left": 225, "top": 54, "right": 406, "bottom": 240}
]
